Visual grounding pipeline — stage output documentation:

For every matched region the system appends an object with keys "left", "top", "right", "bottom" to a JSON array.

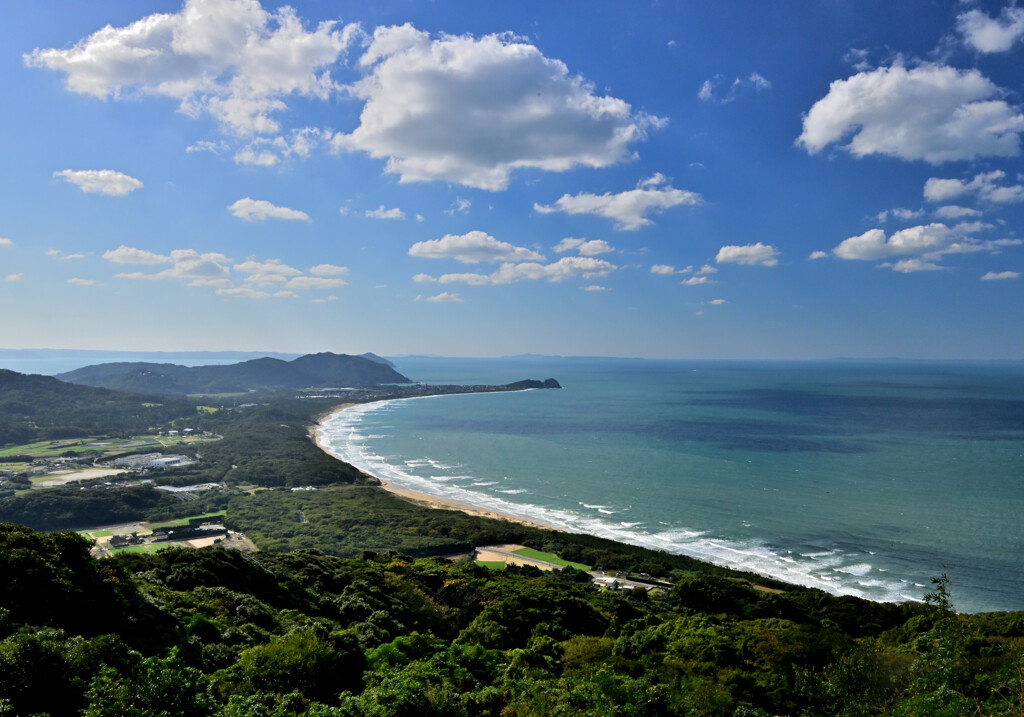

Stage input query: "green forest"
[{"left": 2, "top": 524, "right": 1024, "bottom": 716}]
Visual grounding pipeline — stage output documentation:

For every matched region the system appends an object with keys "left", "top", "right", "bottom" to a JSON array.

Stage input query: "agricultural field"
[{"left": 512, "top": 546, "right": 592, "bottom": 570}]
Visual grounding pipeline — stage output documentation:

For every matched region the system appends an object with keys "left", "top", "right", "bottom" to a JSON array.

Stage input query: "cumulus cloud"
[
  {"left": 233, "top": 258, "right": 302, "bottom": 285},
  {"left": 875, "top": 207, "right": 923, "bottom": 222},
  {"left": 412, "top": 273, "right": 437, "bottom": 283},
  {"left": 923, "top": 171, "right": 1024, "bottom": 204},
  {"left": 651, "top": 264, "right": 683, "bottom": 274},
  {"left": 54, "top": 169, "right": 143, "bottom": 196},
  {"left": 309, "top": 263, "right": 348, "bottom": 276},
  {"left": 228, "top": 197, "right": 310, "bottom": 221},
  {"left": 365, "top": 205, "right": 405, "bottom": 220},
  {"left": 584, "top": 285, "right": 610, "bottom": 291},
  {"left": 681, "top": 275, "right": 713, "bottom": 285},
  {"left": 553, "top": 237, "right": 613, "bottom": 256},
  {"left": 409, "top": 230, "right": 544, "bottom": 264},
  {"left": 832, "top": 222, "right": 1021, "bottom": 271},
  {"left": 981, "top": 270, "right": 1020, "bottom": 280},
  {"left": 423, "top": 291, "right": 463, "bottom": 303},
  {"left": 798, "top": 64, "right": 1024, "bottom": 163},
  {"left": 934, "top": 205, "right": 982, "bottom": 219},
  {"left": 0, "top": 238, "right": 12, "bottom": 247},
  {"left": 697, "top": 72, "right": 771, "bottom": 103},
  {"left": 715, "top": 242, "right": 780, "bottom": 266},
  {"left": 103, "top": 246, "right": 167, "bottom": 264},
  {"left": 884, "top": 258, "right": 944, "bottom": 273},
  {"left": 217, "top": 286, "right": 271, "bottom": 299},
  {"left": 437, "top": 256, "right": 616, "bottom": 285},
  {"left": 957, "top": 7, "right": 1024, "bottom": 53},
  {"left": 68, "top": 278, "right": 99, "bottom": 286},
  {"left": 25, "top": 0, "right": 357, "bottom": 136},
  {"left": 706, "top": 298, "right": 727, "bottom": 305},
  {"left": 534, "top": 174, "right": 701, "bottom": 230},
  {"left": 808, "top": 251, "right": 829, "bottom": 260},
  {"left": 331, "top": 24, "right": 662, "bottom": 190},
  {"left": 111, "top": 248, "right": 232, "bottom": 282}
]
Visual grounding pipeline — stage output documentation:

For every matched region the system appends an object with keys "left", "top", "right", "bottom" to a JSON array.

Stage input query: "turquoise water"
[{"left": 319, "top": 358, "right": 1024, "bottom": 613}]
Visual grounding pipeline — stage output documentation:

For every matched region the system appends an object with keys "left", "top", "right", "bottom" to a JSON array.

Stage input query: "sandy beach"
[{"left": 312, "top": 402, "right": 560, "bottom": 532}]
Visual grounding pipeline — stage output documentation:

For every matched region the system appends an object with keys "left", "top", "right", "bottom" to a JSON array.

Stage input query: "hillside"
[
  {"left": 0, "top": 369, "right": 196, "bottom": 446},
  {"left": 56, "top": 352, "right": 411, "bottom": 394}
]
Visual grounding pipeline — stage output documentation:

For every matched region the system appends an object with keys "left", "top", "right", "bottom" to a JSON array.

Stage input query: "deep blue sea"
[{"left": 319, "top": 357, "right": 1024, "bottom": 613}]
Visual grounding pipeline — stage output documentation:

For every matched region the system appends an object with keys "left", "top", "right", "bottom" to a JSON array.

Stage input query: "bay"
[{"left": 318, "top": 357, "right": 1024, "bottom": 613}]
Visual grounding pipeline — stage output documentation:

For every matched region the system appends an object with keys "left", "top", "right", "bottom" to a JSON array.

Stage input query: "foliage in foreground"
[{"left": 2, "top": 523, "right": 1023, "bottom": 716}]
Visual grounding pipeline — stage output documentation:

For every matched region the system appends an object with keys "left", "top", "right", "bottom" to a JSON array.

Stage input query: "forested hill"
[
  {"left": 0, "top": 369, "right": 196, "bottom": 445},
  {"left": 56, "top": 352, "right": 411, "bottom": 394}
]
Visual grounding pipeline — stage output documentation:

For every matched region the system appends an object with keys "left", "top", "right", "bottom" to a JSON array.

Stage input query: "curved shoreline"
[{"left": 312, "top": 400, "right": 561, "bottom": 532}]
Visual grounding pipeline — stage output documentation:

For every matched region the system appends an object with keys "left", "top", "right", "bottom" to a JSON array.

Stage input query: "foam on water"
[{"left": 318, "top": 399, "right": 915, "bottom": 605}]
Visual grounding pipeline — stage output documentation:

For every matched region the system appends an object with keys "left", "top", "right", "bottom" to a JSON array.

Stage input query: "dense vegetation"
[
  {"left": 0, "top": 369, "right": 197, "bottom": 445},
  {"left": 56, "top": 353, "right": 411, "bottom": 394},
  {"left": 2, "top": 524, "right": 1023, "bottom": 716}
]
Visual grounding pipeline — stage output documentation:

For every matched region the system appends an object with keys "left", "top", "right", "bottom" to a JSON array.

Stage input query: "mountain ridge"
[{"left": 56, "top": 352, "right": 411, "bottom": 395}]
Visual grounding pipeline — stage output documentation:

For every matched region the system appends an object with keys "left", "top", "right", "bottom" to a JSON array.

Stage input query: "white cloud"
[
  {"left": 68, "top": 278, "right": 99, "bottom": 286},
  {"left": 445, "top": 197, "right": 472, "bottom": 215},
  {"left": 875, "top": 207, "right": 923, "bottom": 222},
  {"left": 234, "top": 127, "right": 323, "bottom": 165},
  {"left": 715, "top": 242, "right": 780, "bottom": 266},
  {"left": 25, "top": 0, "right": 357, "bottom": 136},
  {"left": 438, "top": 256, "right": 616, "bottom": 285},
  {"left": 553, "top": 237, "right": 613, "bottom": 256},
  {"left": 957, "top": 7, "right": 1024, "bottom": 53},
  {"left": 5, "top": 274, "right": 23, "bottom": 281},
  {"left": 934, "top": 205, "right": 982, "bottom": 219},
  {"left": 981, "top": 270, "right": 1020, "bottom": 280},
  {"left": 228, "top": 197, "right": 310, "bottom": 221},
  {"left": 274, "top": 290, "right": 299, "bottom": 299},
  {"left": 331, "top": 24, "right": 662, "bottom": 190},
  {"left": 706, "top": 298, "right": 727, "bottom": 305},
  {"left": 233, "top": 148, "right": 278, "bottom": 166},
  {"left": 923, "top": 171, "right": 1024, "bottom": 204},
  {"left": 833, "top": 224, "right": 954, "bottom": 261},
  {"left": 409, "top": 230, "right": 544, "bottom": 264},
  {"left": 311, "top": 295, "right": 338, "bottom": 303},
  {"left": 808, "top": 250, "right": 829, "bottom": 260},
  {"left": 54, "top": 169, "right": 143, "bottom": 196},
  {"left": 309, "top": 263, "right": 348, "bottom": 276},
  {"left": 697, "top": 72, "right": 771, "bottom": 103},
  {"left": 63, "top": 253, "right": 85, "bottom": 260},
  {"left": 103, "top": 245, "right": 168, "bottom": 264},
  {"left": 45, "top": 249, "right": 60, "bottom": 256},
  {"left": 584, "top": 285, "right": 610, "bottom": 291},
  {"left": 798, "top": 63, "right": 1024, "bottom": 163},
  {"left": 0, "top": 238, "right": 12, "bottom": 247},
  {"left": 424, "top": 291, "right": 463, "bottom": 303},
  {"left": 187, "top": 140, "right": 229, "bottom": 154},
  {"left": 285, "top": 276, "right": 346, "bottom": 289},
  {"left": 681, "top": 275, "right": 712, "bottom": 285},
  {"left": 534, "top": 174, "right": 701, "bottom": 230},
  {"left": 107, "top": 246, "right": 231, "bottom": 282},
  {"left": 884, "top": 258, "right": 944, "bottom": 273},
  {"left": 651, "top": 264, "right": 686, "bottom": 275},
  {"left": 365, "top": 205, "right": 405, "bottom": 220},
  {"left": 233, "top": 258, "right": 302, "bottom": 285},
  {"left": 412, "top": 273, "right": 437, "bottom": 283},
  {"left": 832, "top": 222, "right": 1020, "bottom": 271},
  {"left": 217, "top": 286, "right": 271, "bottom": 299}
]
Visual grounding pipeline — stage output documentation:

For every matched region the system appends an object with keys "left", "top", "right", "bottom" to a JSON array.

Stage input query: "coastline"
[{"left": 311, "top": 401, "right": 561, "bottom": 532}]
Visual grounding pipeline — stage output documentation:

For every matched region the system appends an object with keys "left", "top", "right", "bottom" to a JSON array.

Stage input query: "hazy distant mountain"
[
  {"left": 56, "top": 352, "right": 411, "bottom": 395},
  {"left": 359, "top": 352, "right": 397, "bottom": 369}
]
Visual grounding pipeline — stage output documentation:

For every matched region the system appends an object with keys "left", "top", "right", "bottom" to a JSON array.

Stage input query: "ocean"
[{"left": 318, "top": 357, "right": 1024, "bottom": 613}]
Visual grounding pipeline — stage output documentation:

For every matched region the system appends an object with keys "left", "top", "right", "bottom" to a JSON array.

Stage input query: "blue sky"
[{"left": 1, "top": 0, "right": 1022, "bottom": 359}]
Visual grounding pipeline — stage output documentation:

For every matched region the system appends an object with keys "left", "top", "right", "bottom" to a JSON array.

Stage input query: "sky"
[{"left": 1, "top": 0, "right": 1022, "bottom": 359}]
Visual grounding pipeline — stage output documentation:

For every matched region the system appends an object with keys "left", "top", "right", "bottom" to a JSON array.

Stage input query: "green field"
[
  {"left": 79, "top": 529, "right": 113, "bottom": 538},
  {"left": 110, "top": 543, "right": 171, "bottom": 554},
  {"left": 512, "top": 547, "right": 591, "bottom": 571},
  {"left": 475, "top": 560, "right": 506, "bottom": 570},
  {"left": 147, "top": 511, "right": 226, "bottom": 531}
]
